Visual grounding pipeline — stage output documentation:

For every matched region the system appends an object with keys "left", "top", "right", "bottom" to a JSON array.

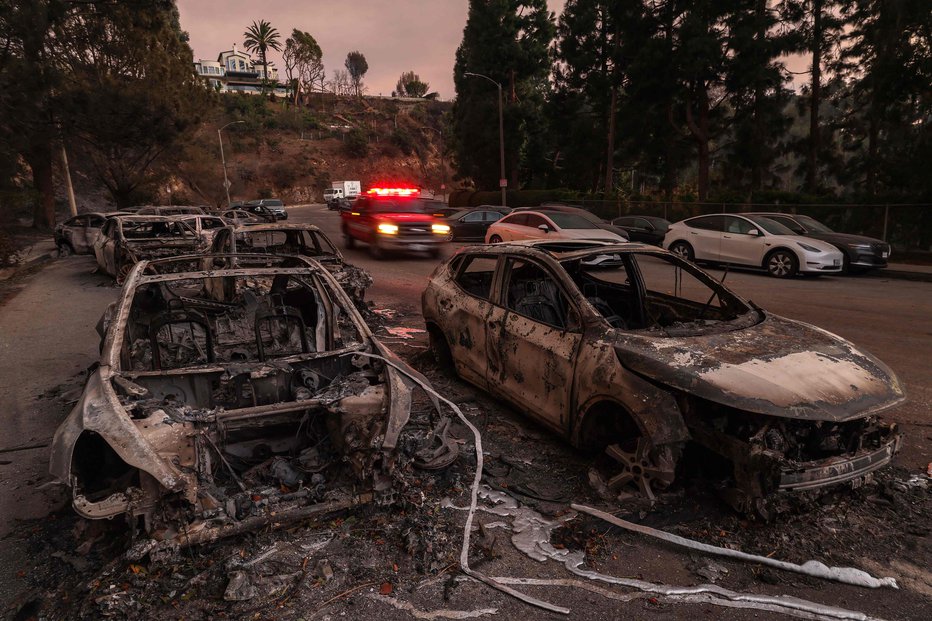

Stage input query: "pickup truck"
[{"left": 340, "top": 187, "right": 449, "bottom": 258}]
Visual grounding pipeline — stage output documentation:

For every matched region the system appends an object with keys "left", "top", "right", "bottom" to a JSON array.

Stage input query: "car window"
[
  {"left": 524, "top": 214, "right": 549, "bottom": 229},
  {"left": 455, "top": 255, "right": 497, "bottom": 300},
  {"left": 547, "top": 212, "right": 599, "bottom": 230},
  {"left": 794, "top": 215, "right": 833, "bottom": 233},
  {"left": 67, "top": 216, "right": 88, "bottom": 227},
  {"left": 484, "top": 211, "right": 503, "bottom": 222},
  {"left": 767, "top": 215, "right": 806, "bottom": 234},
  {"left": 462, "top": 211, "right": 485, "bottom": 223},
  {"left": 503, "top": 213, "right": 530, "bottom": 227},
  {"left": 504, "top": 259, "right": 572, "bottom": 330},
  {"left": 87, "top": 215, "right": 106, "bottom": 227},
  {"left": 238, "top": 231, "right": 289, "bottom": 252},
  {"left": 632, "top": 218, "right": 651, "bottom": 229},
  {"left": 724, "top": 216, "right": 758, "bottom": 235},
  {"left": 614, "top": 217, "right": 633, "bottom": 226},
  {"left": 202, "top": 217, "right": 224, "bottom": 229},
  {"left": 745, "top": 215, "right": 795, "bottom": 236},
  {"left": 101, "top": 220, "right": 116, "bottom": 236},
  {"left": 686, "top": 215, "right": 725, "bottom": 231},
  {"left": 301, "top": 230, "right": 338, "bottom": 255}
]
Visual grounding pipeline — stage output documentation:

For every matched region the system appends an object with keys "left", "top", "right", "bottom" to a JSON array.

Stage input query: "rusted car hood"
[{"left": 612, "top": 314, "right": 905, "bottom": 422}]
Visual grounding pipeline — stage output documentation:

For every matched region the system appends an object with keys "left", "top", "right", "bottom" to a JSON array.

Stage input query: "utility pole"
[
  {"left": 465, "top": 72, "right": 507, "bottom": 207},
  {"left": 61, "top": 144, "right": 77, "bottom": 217},
  {"left": 218, "top": 120, "right": 245, "bottom": 208}
]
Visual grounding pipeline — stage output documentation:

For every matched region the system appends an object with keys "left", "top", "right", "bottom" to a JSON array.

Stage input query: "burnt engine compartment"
[{"left": 683, "top": 397, "right": 899, "bottom": 509}]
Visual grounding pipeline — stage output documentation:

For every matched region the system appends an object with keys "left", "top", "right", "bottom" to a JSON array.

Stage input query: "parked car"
[
  {"left": 519, "top": 204, "right": 631, "bottom": 240},
  {"left": 611, "top": 216, "right": 670, "bottom": 246},
  {"left": 178, "top": 214, "right": 229, "bottom": 244},
  {"left": 50, "top": 253, "right": 457, "bottom": 540},
  {"left": 93, "top": 215, "right": 203, "bottom": 283},
  {"left": 422, "top": 240, "right": 902, "bottom": 513},
  {"left": 327, "top": 197, "right": 353, "bottom": 212},
  {"left": 341, "top": 187, "right": 450, "bottom": 258},
  {"left": 663, "top": 214, "right": 843, "bottom": 278},
  {"left": 209, "top": 223, "right": 372, "bottom": 307},
  {"left": 486, "top": 209, "right": 627, "bottom": 244},
  {"left": 443, "top": 207, "right": 512, "bottom": 241},
  {"left": 55, "top": 212, "right": 131, "bottom": 255},
  {"left": 136, "top": 205, "right": 206, "bottom": 216},
  {"left": 745, "top": 212, "right": 891, "bottom": 273},
  {"left": 221, "top": 209, "right": 267, "bottom": 225},
  {"left": 245, "top": 198, "right": 287, "bottom": 220}
]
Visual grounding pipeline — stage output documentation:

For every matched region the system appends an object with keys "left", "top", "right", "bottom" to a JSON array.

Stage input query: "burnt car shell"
[
  {"left": 210, "top": 223, "right": 373, "bottom": 309},
  {"left": 50, "top": 254, "right": 455, "bottom": 541},
  {"left": 422, "top": 241, "right": 903, "bottom": 510}
]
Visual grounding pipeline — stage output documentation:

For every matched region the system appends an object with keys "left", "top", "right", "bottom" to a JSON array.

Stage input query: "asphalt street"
[{"left": 0, "top": 203, "right": 929, "bottom": 614}]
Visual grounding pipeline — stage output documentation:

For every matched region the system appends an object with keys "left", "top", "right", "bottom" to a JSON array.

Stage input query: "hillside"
[{"left": 171, "top": 93, "right": 453, "bottom": 207}]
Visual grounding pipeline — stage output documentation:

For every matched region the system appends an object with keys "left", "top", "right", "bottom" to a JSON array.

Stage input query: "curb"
[
  {"left": 874, "top": 269, "right": 932, "bottom": 283},
  {"left": 0, "top": 245, "right": 56, "bottom": 283}
]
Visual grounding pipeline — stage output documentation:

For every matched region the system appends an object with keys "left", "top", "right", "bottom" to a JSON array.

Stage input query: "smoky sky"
[
  {"left": 178, "top": 1, "right": 567, "bottom": 99},
  {"left": 177, "top": 1, "right": 805, "bottom": 99}
]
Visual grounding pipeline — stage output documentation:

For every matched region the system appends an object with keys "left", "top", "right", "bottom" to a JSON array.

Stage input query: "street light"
[
  {"left": 218, "top": 120, "right": 245, "bottom": 208},
  {"left": 464, "top": 72, "right": 506, "bottom": 207},
  {"left": 421, "top": 126, "right": 446, "bottom": 203}
]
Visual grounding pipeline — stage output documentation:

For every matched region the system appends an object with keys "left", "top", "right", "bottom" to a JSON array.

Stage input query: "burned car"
[
  {"left": 422, "top": 240, "right": 903, "bottom": 514},
  {"left": 209, "top": 223, "right": 373, "bottom": 309},
  {"left": 51, "top": 254, "right": 456, "bottom": 543},
  {"left": 94, "top": 216, "right": 204, "bottom": 283}
]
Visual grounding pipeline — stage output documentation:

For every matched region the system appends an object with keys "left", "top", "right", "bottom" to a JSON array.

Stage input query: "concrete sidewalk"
[{"left": 0, "top": 238, "right": 57, "bottom": 282}]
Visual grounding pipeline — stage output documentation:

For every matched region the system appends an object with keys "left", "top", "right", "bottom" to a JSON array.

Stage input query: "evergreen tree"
[
  {"left": 345, "top": 51, "right": 368, "bottom": 96},
  {"left": 452, "top": 0, "right": 554, "bottom": 191}
]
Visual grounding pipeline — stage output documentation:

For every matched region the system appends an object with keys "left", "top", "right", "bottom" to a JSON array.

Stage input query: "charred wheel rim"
[
  {"left": 767, "top": 251, "right": 797, "bottom": 278},
  {"left": 116, "top": 261, "right": 132, "bottom": 285},
  {"left": 603, "top": 439, "right": 676, "bottom": 501}
]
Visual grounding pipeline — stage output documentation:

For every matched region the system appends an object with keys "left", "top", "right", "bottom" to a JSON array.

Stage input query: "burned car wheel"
[
  {"left": 427, "top": 325, "right": 456, "bottom": 374},
  {"left": 116, "top": 260, "right": 133, "bottom": 285},
  {"left": 765, "top": 249, "right": 798, "bottom": 278},
  {"left": 600, "top": 438, "right": 679, "bottom": 502}
]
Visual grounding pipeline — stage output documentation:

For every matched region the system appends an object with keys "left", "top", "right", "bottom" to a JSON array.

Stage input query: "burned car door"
[
  {"left": 445, "top": 255, "right": 498, "bottom": 387},
  {"left": 492, "top": 257, "right": 582, "bottom": 433}
]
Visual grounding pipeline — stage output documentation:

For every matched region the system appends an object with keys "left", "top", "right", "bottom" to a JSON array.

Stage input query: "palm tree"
[{"left": 243, "top": 20, "right": 282, "bottom": 88}]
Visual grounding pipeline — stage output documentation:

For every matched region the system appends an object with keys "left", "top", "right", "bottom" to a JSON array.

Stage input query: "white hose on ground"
[
  {"left": 572, "top": 503, "right": 898, "bottom": 590},
  {"left": 348, "top": 352, "right": 570, "bottom": 615}
]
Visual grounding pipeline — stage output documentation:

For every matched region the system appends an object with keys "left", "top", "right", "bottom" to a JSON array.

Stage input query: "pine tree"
[{"left": 452, "top": 0, "right": 555, "bottom": 191}]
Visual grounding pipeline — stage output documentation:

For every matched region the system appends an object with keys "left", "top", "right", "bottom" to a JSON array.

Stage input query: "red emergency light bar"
[{"left": 365, "top": 187, "right": 421, "bottom": 197}]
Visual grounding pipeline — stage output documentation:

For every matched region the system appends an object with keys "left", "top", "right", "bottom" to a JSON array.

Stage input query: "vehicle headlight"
[
  {"left": 432, "top": 223, "right": 451, "bottom": 234},
  {"left": 797, "top": 242, "right": 822, "bottom": 253},
  {"left": 377, "top": 223, "right": 399, "bottom": 235},
  {"left": 850, "top": 243, "right": 873, "bottom": 250}
]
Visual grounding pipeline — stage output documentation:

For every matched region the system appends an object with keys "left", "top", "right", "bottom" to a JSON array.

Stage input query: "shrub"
[{"left": 344, "top": 129, "right": 368, "bottom": 159}]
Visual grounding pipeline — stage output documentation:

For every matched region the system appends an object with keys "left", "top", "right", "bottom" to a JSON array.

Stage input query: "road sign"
[
  {"left": 223, "top": 179, "right": 232, "bottom": 189},
  {"left": 499, "top": 178, "right": 508, "bottom": 188}
]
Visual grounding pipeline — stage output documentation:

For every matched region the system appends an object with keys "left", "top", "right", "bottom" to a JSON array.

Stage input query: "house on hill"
[{"left": 194, "top": 43, "right": 289, "bottom": 96}]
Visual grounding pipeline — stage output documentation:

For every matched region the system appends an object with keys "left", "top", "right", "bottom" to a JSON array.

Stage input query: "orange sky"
[{"left": 177, "top": 1, "right": 806, "bottom": 100}]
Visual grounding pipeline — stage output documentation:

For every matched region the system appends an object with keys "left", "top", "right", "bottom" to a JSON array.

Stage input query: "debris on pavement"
[
  {"left": 572, "top": 503, "right": 899, "bottom": 589},
  {"left": 366, "top": 592, "right": 499, "bottom": 619}
]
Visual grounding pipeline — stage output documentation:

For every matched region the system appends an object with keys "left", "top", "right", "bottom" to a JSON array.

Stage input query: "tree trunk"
[
  {"left": 806, "top": 0, "right": 823, "bottom": 192},
  {"left": 750, "top": 0, "right": 767, "bottom": 191},
  {"left": 686, "top": 84, "right": 710, "bottom": 201},
  {"left": 604, "top": 85, "right": 618, "bottom": 194},
  {"left": 25, "top": 142, "right": 56, "bottom": 230}
]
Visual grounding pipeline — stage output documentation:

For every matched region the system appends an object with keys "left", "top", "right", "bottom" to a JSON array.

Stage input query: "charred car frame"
[
  {"left": 51, "top": 254, "right": 456, "bottom": 543},
  {"left": 422, "top": 241, "right": 903, "bottom": 514}
]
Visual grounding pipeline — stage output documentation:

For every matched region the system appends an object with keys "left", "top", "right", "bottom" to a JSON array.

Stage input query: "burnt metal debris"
[
  {"left": 49, "top": 254, "right": 457, "bottom": 544},
  {"left": 422, "top": 240, "right": 904, "bottom": 513}
]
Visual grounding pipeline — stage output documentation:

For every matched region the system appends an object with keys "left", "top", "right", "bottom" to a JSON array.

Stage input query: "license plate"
[
  {"left": 882, "top": 251, "right": 889, "bottom": 258},
  {"left": 833, "top": 259, "right": 840, "bottom": 266},
  {"left": 409, "top": 244, "right": 429, "bottom": 252}
]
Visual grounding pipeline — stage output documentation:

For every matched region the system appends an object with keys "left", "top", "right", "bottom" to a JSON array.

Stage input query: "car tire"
[
  {"left": 428, "top": 326, "right": 456, "bottom": 374},
  {"left": 765, "top": 249, "right": 798, "bottom": 278},
  {"left": 669, "top": 241, "right": 694, "bottom": 262},
  {"left": 428, "top": 246, "right": 441, "bottom": 259},
  {"left": 344, "top": 234, "right": 355, "bottom": 249},
  {"left": 58, "top": 243, "right": 74, "bottom": 257},
  {"left": 489, "top": 234, "right": 503, "bottom": 244},
  {"left": 369, "top": 241, "right": 385, "bottom": 260},
  {"left": 116, "top": 260, "right": 132, "bottom": 285}
]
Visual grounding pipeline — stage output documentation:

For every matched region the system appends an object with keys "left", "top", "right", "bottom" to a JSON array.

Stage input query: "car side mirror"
[
  {"left": 748, "top": 229, "right": 760, "bottom": 236},
  {"left": 538, "top": 224, "right": 551, "bottom": 233}
]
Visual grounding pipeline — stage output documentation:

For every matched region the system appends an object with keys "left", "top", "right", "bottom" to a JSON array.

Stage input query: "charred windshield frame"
[{"left": 564, "top": 250, "right": 760, "bottom": 336}]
